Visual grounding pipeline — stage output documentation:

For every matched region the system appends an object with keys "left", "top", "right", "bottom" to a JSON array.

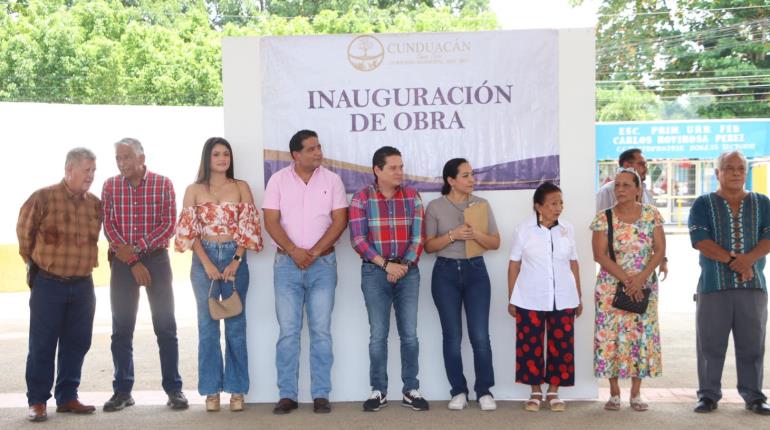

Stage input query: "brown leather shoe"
[
  {"left": 272, "top": 398, "right": 298, "bottom": 415},
  {"left": 27, "top": 403, "right": 47, "bottom": 422},
  {"left": 313, "top": 398, "right": 331, "bottom": 414},
  {"left": 56, "top": 399, "right": 96, "bottom": 414}
]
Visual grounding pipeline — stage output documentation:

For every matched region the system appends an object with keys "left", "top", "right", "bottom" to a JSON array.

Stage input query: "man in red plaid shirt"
[
  {"left": 100, "top": 138, "right": 187, "bottom": 411},
  {"left": 349, "top": 146, "right": 429, "bottom": 412}
]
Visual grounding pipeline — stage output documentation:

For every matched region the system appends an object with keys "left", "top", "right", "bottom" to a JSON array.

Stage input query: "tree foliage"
[
  {"left": 597, "top": 85, "right": 660, "bottom": 121},
  {"left": 0, "top": 0, "right": 497, "bottom": 105},
  {"left": 588, "top": 0, "right": 770, "bottom": 120}
]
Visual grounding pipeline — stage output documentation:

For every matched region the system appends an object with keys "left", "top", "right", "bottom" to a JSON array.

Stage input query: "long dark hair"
[
  {"left": 532, "top": 182, "right": 561, "bottom": 216},
  {"left": 196, "top": 137, "right": 235, "bottom": 185},
  {"left": 441, "top": 158, "right": 469, "bottom": 195}
]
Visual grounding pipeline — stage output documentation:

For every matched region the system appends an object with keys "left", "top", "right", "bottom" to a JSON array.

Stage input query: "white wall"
[
  {"left": 0, "top": 103, "right": 224, "bottom": 243},
  {"left": 223, "top": 28, "right": 597, "bottom": 403}
]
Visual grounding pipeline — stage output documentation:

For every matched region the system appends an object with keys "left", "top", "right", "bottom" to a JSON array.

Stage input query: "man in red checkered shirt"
[{"left": 100, "top": 138, "right": 187, "bottom": 412}]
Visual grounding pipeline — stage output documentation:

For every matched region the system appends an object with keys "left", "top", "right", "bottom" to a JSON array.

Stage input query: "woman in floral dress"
[{"left": 590, "top": 168, "right": 666, "bottom": 412}]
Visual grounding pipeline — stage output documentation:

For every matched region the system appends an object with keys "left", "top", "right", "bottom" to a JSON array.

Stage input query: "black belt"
[
  {"left": 367, "top": 258, "right": 412, "bottom": 266},
  {"left": 37, "top": 269, "right": 91, "bottom": 285},
  {"left": 387, "top": 258, "right": 412, "bottom": 265},
  {"left": 142, "top": 248, "right": 166, "bottom": 259},
  {"left": 108, "top": 248, "right": 166, "bottom": 264}
]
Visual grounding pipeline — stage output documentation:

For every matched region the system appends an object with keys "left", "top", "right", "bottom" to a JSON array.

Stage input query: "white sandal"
[
  {"left": 630, "top": 396, "right": 649, "bottom": 412},
  {"left": 524, "top": 393, "right": 542, "bottom": 412},
  {"left": 604, "top": 395, "right": 621, "bottom": 411},
  {"left": 546, "top": 394, "right": 566, "bottom": 412}
]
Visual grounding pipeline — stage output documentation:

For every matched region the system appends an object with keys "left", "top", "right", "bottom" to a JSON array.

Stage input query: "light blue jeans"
[
  {"left": 190, "top": 240, "right": 249, "bottom": 395},
  {"left": 361, "top": 262, "right": 421, "bottom": 395},
  {"left": 274, "top": 252, "right": 337, "bottom": 400}
]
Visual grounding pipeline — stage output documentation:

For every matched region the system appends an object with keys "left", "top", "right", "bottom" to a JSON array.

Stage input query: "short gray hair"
[
  {"left": 716, "top": 150, "right": 748, "bottom": 171},
  {"left": 65, "top": 147, "right": 96, "bottom": 169},
  {"left": 114, "top": 137, "right": 144, "bottom": 156}
]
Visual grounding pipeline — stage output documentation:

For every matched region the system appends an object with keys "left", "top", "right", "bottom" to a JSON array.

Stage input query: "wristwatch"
[
  {"left": 233, "top": 254, "right": 242, "bottom": 262},
  {"left": 133, "top": 245, "right": 141, "bottom": 254}
]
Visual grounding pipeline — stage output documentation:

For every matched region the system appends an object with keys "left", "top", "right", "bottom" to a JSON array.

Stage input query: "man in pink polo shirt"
[{"left": 263, "top": 130, "right": 348, "bottom": 415}]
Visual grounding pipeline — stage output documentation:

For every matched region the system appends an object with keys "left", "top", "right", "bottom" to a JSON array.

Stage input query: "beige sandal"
[
  {"left": 546, "top": 394, "right": 566, "bottom": 412},
  {"left": 630, "top": 396, "right": 648, "bottom": 412},
  {"left": 206, "top": 393, "right": 220, "bottom": 412},
  {"left": 604, "top": 395, "right": 621, "bottom": 411},
  {"left": 524, "top": 393, "right": 542, "bottom": 412},
  {"left": 230, "top": 394, "right": 244, "bottom": 412}
]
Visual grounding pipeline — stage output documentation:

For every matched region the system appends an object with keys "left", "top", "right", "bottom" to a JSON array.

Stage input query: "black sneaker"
[
  {"left": 166, "top": 391, "right": 189, "bottom": 410},
  {"left": 103, "top": 392, "right": 134, "bottom": 412},
  {"left": 363, "top": 390, "right": 388, "bottom": 412},
  {"left": 402, "top": 389, "right": 429, "bottom": 411}
]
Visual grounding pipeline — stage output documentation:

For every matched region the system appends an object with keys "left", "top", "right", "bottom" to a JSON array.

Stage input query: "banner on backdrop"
[{"left": 261, "top": 30, "right": 560, "bottom": 192}]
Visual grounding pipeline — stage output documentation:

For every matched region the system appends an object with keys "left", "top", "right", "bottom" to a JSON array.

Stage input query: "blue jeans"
[
  {"left": 26, "top": 275, "right": 96, "bottom": 405},
  {"left": 190, "top": 240, "right": 249, "bottom": 395},
  {"left": 432, "top": 257, "right": 494, "bottom": 398},
  {"left": 274, "top": 252, "right": 337, "bottom": 400},
  {"left": 361, "top": 262, "right": 420, "bottom": 395},
  {"left": 110, "top": 250, "right": 182, "bottom": 394}
]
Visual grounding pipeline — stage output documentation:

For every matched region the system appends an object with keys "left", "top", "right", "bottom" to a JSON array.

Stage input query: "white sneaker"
[
  {"left": 479, "top": 394, "right": 497, "bottom": 411},
  {"left": 448, "top": 393, "right": 468, "bottom": 410}
]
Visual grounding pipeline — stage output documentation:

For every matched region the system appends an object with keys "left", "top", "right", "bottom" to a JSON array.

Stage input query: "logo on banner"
[{"left": 347, "top": 35, "right": 384, "bottom": 72}]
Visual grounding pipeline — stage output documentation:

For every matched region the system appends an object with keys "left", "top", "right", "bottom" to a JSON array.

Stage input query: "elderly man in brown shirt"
[{"left": 17, "top": 148, "right": 101, "bottom": 422}]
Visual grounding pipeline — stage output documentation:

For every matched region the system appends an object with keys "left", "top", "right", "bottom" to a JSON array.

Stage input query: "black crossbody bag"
[{"left": 605, "top": 209, "right": 650, "bottom": 314}]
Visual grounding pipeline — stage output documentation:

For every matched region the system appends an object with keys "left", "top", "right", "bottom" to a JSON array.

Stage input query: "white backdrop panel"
[{"left": 222, "top": 28, "right": 596, "bottom": 403}]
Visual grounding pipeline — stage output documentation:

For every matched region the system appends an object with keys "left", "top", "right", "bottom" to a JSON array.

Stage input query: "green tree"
[
  {"left": 585, "top": 0, "right": 770, "bottom": 120},
  {"left": 597, "top": 85, "right": 660, "bottom": 121},
  {"left": 0, "top": 0, "right": 498, "bottom": 105}
]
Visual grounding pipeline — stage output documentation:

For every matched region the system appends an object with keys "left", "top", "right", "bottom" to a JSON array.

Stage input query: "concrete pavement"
[{"left": 0, "top": 234, "right": 768, "bottom": 428}]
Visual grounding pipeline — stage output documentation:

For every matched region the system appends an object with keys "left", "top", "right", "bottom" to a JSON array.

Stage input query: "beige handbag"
[{"left": 208, "top": 278, "right": 243, "bottom": 320}]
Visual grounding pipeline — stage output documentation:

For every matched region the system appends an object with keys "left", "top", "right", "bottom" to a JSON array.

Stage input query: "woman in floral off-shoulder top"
[{"left": 175, "top": 137, "right": 263, "bottom": 412}]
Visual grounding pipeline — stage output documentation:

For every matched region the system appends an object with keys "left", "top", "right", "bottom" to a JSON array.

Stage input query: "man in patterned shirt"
[
  {"left": 101, "top": 138, "right": 187, "bottom": 412},
  {"left": 689, "top": 150, "right": 770, "bottom": 415},
  {"left": 17, "top": 148, "right": 101, "bottom": 422},
  {"left": 349, "top": 146, "right": 428, "bottom": 412}
]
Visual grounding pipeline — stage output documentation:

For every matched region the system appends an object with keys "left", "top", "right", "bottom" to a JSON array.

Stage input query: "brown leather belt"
[
  {"left": 37, "top": 269, "right": 91, "bottom": 284},
  {"left": 277, "top": 246, "right": 335, "bottom": 257}
]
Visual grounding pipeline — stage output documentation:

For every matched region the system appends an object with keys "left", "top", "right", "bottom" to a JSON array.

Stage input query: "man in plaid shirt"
[
  {"left": 100, "top": 138, "right": 187, "bottom": 411},
  {"left": 18, "top": 148, "right": 101, "bottom": 422},
  {"left": 349, "top": 146, "right": 429, "bottom": 412}
]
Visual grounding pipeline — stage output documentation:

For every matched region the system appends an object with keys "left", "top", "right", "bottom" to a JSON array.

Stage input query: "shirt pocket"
[
  {"left": 40, "top": 210, "right": 62, "bottom": 245},
  {"left": 553, "top": 236, "right": 574, "bottom": 260}
]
